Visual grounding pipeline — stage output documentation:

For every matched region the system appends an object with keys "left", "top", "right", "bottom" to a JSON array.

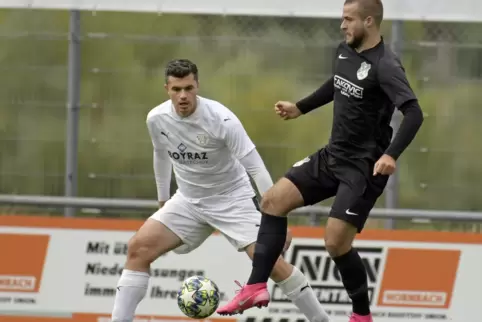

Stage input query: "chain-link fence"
[{"left": 0, "top": 9, "right": 481, "bottom": 226}]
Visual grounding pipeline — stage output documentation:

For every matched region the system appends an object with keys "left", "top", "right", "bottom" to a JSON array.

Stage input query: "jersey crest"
[
  {"left": 357, "top": 62, "right": 371, "bottom": 80},
  {"left": 196, "top": 133, "right": 209, "bottom": 146}
]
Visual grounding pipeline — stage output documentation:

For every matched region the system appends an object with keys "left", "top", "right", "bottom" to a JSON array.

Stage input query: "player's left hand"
[{"left": 373, "top": 154, "right": 396, "bottom": 176}]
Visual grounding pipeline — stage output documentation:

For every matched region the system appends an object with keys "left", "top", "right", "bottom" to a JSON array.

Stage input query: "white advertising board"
[
  {"left": 0, "top": 215, "right": 481, "bottom": 322},
  {"left": 0, "top": 0, "right": 481, "bottom": 22}
]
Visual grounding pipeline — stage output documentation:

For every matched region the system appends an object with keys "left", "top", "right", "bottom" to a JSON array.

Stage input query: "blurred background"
[{"left": 0, "top": 1, "right": 481, "bottom": 231}]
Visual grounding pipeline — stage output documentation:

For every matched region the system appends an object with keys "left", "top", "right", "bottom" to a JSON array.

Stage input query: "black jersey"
[
  {"left": 297, "top": 38, "right": 421, "bottom": 167},
  {"left": 329, "top": 39, "right": 416, "bottom": 162}
]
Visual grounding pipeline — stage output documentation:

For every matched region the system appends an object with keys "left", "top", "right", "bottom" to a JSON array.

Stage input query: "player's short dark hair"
[
  {"left": 165, "top": 59, "right": 199, "bottom": 82},
  {"left": 345, "top": 0, "right": 384, "bottom": 27}
]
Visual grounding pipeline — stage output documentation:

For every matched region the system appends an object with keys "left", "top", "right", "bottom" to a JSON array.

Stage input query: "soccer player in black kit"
[{"left": 217, "top": 0, "right": 424, "bottom": 321}]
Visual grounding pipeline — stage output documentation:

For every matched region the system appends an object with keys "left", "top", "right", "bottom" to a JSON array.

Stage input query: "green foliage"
[{"left": 0, "top": 9, "right": 481, "bottom": 217}]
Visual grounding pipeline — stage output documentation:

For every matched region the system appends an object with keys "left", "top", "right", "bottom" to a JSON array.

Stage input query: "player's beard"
[{"left": 348, "top": 28, "right": 366, "bottom": 50}]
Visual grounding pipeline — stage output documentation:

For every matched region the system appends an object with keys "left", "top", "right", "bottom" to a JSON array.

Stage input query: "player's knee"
[
  {"left": 126, "top": 234, "right": 155, "bottom": 265},
  {"left": 260, "top": 178, "right": 303, "bottom": 216},
  {"left": 324, "top": 219, "right": 356, "bottom": 257},
  {"left": 259, "top": 190, "right": 280, "bottom": 215},
  {"left": 324, "top": 235, "right": 350, "bottom": 258}
]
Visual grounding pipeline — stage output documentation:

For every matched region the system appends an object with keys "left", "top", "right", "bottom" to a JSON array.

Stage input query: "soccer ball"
[{"left": 177, "top": 276, "right": 221, "bottom": 319}]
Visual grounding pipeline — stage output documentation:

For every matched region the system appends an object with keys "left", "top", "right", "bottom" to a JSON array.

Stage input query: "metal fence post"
[
  {"left": 385, "top": 20, "right": 403, "bottom": 229},
  {"left": 64, "top": 10, "right": 81, "bottom": 217}
]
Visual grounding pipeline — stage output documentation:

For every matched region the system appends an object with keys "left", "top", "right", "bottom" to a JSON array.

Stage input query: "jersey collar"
[
  {"left": 170, "top": 96, "right": 202, "bottom": 121},
  {"left": 343, "top": 36, "right": 384, "bottom": 56}
]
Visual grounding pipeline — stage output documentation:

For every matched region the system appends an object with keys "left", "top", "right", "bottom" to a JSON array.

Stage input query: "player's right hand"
[{"left": 274, "top": 101, "right": 302, "bottom": 120}]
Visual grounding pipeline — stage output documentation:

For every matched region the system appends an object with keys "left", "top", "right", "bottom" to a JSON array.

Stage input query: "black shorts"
[{"left": 284, "top": 148, "right": 389, "bottom": 233}]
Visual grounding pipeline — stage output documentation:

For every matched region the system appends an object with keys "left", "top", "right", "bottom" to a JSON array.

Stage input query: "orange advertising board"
[{"left": 0, "top": 215, "right": 481, "bottom": 322}]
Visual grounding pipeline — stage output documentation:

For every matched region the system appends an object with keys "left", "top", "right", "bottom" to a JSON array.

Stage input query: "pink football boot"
[
  {"left": 216, "top": 281, "right": 270, "bottom": 315},
  {"left": 349, "top": 313, "right": 373, "bottom": 322}
]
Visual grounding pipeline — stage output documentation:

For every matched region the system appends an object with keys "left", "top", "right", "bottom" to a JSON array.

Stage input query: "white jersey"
[{"left": 146, "top": 96, "right": 257, "bottom": 201}]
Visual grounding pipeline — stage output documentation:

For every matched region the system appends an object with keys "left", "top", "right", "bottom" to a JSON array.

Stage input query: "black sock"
[
  {"left": 332, "top": 248, "right": 370, "bottom": 316},
  {"left": 247, "top": 213, "right": 287, "bottom": 285}
]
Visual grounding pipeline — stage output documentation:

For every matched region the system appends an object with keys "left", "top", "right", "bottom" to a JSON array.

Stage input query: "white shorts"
[{"left": 150, "top": 192, "right": 261, "bottom": 254}]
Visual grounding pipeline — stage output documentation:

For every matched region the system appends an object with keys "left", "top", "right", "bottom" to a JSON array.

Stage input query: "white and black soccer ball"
[{"left": 177, "top": 275, "right": 221, "bottom": 319}]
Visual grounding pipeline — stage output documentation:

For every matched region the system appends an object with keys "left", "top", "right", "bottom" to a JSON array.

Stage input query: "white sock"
[
  {"left": 111, "top": 269, "right": 150, "bottom": 322},
  {"left": 277, "top": 266, "right": 331, "bottom": 322}
]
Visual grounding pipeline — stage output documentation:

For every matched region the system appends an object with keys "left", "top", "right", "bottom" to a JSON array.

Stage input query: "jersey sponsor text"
[{"left": 334, "top": 75, "right": 363, "bottom": 99}]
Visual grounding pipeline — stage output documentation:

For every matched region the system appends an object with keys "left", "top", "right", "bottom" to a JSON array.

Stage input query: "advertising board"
[{"left": 1, "top": 215, "right": 481, "bottom": 322}]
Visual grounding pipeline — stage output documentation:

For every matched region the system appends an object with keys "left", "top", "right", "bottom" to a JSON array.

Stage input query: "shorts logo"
[
  {"left": 345, "top": 209, "right": 358, "bottom": 216},
  {"left": 357, "top": 61, "right": 371, "bottom": 80},
  {"left": 0, "top": 234, "right": 50, "bottom": 293},
  {"left": 377, "top": 248, "right": 460, "bottom": 309},
  {"left": 293, "top": 157, "right": 310, "bottom": 167}
]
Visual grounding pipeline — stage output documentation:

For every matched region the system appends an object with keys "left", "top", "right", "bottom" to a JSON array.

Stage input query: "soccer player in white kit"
[{"left": 111, "top": 59, "right": 331, "bottom": 322}]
